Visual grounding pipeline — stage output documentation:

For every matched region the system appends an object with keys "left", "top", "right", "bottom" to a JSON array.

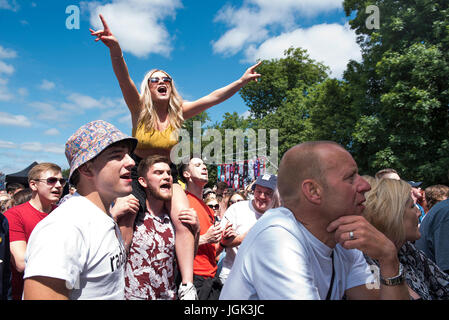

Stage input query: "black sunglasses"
[
  {"left": 208, "top": 204, "right": 219, "bottom": 210},
  {"left": 149, "top": 77, "right": 172, "bottom": 83},
  {"left": 35, "top": 177, "right": 67, "bottom": 187}
]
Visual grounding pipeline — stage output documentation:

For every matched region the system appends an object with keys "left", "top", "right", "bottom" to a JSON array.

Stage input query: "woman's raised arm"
[
  {"left": 181, "top": 61, "right": 261, "bottom": 120},
  {"left": 90, "top": 14, "right": 141, "bottom": 122}
]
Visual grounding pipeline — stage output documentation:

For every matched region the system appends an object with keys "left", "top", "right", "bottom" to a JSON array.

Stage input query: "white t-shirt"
[
  {"left": 24, "top": 193, "right": 126, "bottom": 300},
  {"left": 219, "top": 207, "right": 372, "bottom": 300},
  {"left": 219, "top": 200, "right": 263, "bottom": 282}
]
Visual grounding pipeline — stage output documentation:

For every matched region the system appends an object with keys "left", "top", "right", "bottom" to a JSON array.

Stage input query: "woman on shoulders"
[
  {"left": 90, "top": 14, "right": 261, "bottom": 160},
  {"left": 90, "top": 14, "right": 260, "bottom": 300}
]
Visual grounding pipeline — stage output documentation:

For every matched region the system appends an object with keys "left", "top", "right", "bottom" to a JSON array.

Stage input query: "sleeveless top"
[{"left": 132, "top": 122, "right": 179, "bottom": 150}]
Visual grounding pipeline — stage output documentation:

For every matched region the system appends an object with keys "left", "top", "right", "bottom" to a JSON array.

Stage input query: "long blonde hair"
[
  {"left": 363, "top": 178, "right": 412, "bottom": 247},
  {"left": 138, "top": 69, "right": 184, "bottom": 133}
]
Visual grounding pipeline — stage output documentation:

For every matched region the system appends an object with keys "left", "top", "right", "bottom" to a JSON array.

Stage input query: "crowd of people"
[
  {"left": 2, "top": 132, "right": 449, "bottom": 300},
  {"left": 1, "top": 14, "right": 449, "bottom": 301}
]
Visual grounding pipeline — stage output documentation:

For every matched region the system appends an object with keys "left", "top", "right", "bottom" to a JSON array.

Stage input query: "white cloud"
[
  {"left": 244, "top": 23, "right": 361, "bottom": 78},
  {"left": 0, "top": 0, "right": 19, "bottom": 11},
  {"left": 17, "top": 87, "right": 28, "bottom": 96},
  {"left": 21, "top": 142, "right": 65, "bottom": 155},
  {"left": 0, "top": 61, "right": 14, "bottom": 75},
  {"left": 83, "top": 0, "right": 182, "bottom": 58},
  {"left": 0, "top": 140, "right": 16, "bottom": 149},
  {"left": 0, "top": 112, "right": 32, "bottom": 127},
  {"left": 0, "top": 46, "right": 17, "bottom": 59},
  {"left": 211, "top": 0, "right": 360, "bottom": 77},
  {"left": 66, "top": 93, "right": 100, "bottom": 109},
  {"left": 44, "top": 128, "right": 60, "bottom": 136},
  {"left": 212, "top": 0, "right": 343, "bottom": 56},
  {"left": 29, "top": 101, "right": 70, "bottom": 122},
  {"left": 39, "top": 79, "right": 55, "bottom": 90},
  {"left": 0, "top": 45, "right": 17, "bottom": 101},
  {"left": 30, "top": 93, "right": 126, "bottom": 123},
  {"left": 0, "top": 85, "right": 14, "bottom": 101},
  {"left": 240, "top": 110, "right": 251, "bottom": 119}
]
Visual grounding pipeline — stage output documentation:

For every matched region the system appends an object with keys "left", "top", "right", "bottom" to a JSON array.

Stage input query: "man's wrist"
[{"left": 380, "top": 263, "right": 405, "bottom": 286}]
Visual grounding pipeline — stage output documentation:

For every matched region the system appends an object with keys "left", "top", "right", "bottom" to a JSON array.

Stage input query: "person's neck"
[
  {"left": 250, "top": 199, "right": 268, "bottom": 215},
  {"left": 145, "top": 193, "right": 166, "bottom": 217},
  {"left": 286, "top": 204, "right": 337, "bottom": 249},
  {"left": 78, "top": 189, "right": 112, "bottom": 217},
  {"left": 186, "top": 182, "right": 204, "bottom": 200},
  {"left": 29, "top": 195, "right": 53, "bottom": 214},
  {"left": 153, "top": 102, "right": 169, "bottom": 124}
]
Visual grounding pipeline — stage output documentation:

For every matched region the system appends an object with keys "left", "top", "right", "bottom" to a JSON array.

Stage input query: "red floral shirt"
[{"left": 124, "top": 210, "right": 176, "bottom": 300}]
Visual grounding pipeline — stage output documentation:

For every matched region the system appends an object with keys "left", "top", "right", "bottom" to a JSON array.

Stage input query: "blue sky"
[{"left": 0, "top": 0, "right": 360, "bottom": 174}]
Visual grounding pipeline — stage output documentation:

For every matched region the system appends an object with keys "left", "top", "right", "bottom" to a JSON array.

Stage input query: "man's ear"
[
  {"left": 301, "top": 179, "right": 323, "bottom": 205},
  {"left": 138, "top": 176, "right": 147, "bottom": 188},
  {"left": 77, "top": 162, "right": 95, "bottom": 179},
  {"left": 182, "top": 170, "right": 190, "bottom": 181},
  {"left": 29, "top": 180, "right": 38, "bottom": 192}
]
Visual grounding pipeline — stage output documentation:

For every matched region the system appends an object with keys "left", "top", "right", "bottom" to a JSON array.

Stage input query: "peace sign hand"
[{"left": 89, "top": 14, "right": 120, "bottom": 52}]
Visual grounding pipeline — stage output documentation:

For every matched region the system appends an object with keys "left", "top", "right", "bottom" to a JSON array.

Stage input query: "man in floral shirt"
[{"left": 119, "top": 155, "right": 198, "bottom": 300}]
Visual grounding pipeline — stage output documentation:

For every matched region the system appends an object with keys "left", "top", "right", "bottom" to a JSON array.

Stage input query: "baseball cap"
[
  {"left": 407, "top": 181, "right": 423, "bottom": 188},
  {"left": 252, "top": 174, "right": 277, "bottom": 191},
  {"left": 65, "top": 120, "right": 137, "bottom": 182}
]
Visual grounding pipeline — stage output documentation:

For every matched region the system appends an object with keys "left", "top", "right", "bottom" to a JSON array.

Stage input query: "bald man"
[{"left": 220, "top": 141, "right": 409, "bottom": 300}]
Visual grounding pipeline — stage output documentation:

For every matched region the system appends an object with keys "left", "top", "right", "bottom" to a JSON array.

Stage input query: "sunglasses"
[
  {"left": 149, "top": 77, "right": 172, "bottom": 84},
  {"left": 208, "top": 204, "right": 219, "bottom": 210},
  {"left": 34, "top": 177, "right": 67, "bottom": 187}
]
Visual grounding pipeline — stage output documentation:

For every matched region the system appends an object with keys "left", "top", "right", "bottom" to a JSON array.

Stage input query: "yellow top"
[{"left": 132, "top": 123, "right": 179, "bottom": 150}]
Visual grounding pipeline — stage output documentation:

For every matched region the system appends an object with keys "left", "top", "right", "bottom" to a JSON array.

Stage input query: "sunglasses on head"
[
  {"left": 34, "top": 177, "right": 67, "bottom": 187},
  {"left": 208, "top": 204, "right": 219, "bottom": 210},
  {"left": 149, "top": 77, "right": 172, "bottom": 84}
]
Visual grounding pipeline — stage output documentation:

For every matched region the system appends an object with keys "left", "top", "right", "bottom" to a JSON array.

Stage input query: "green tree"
[
  {"left": 240, "top": 47, "right": 329, "bottom": 119},
  {"left": 237, "top": 47, "right": 331, "bottom": 161},
  {"left": 344, "top": 0, "right": 449, "bottom": 185}
]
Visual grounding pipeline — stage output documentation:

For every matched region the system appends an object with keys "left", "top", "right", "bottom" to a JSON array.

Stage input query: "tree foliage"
[
  {"left": 343, "top": 0, "right": 449, "bottom": 185},
  {"left": 199, "top": 0, "right": 449, "bottom": 187}
]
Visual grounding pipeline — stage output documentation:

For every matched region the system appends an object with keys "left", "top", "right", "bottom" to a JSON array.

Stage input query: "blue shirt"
[{"left": 415, "top": 199, "right": 449, "bottom": 272}]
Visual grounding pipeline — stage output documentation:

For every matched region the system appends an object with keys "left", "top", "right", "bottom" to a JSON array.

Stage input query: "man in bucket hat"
[
  {"left": 23, "top": 120, "right": 137, "bottom": 300},
  {"left": 218, "top": 173, "right": 277, "bottom": 284}
]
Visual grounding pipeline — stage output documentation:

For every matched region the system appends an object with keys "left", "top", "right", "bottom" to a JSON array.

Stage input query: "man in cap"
[
  {"left": 217, "top": 173, "right": 277, "bottom": 284},
  {"left": 23, "top": 120, "right": 137, "bottom": 300},
  {"left": 220, "top": 141, "right": 409, "bottom": 300}
]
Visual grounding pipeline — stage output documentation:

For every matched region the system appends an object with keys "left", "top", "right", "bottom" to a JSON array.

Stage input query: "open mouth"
[
  {"left": 160, "top": 183, "right": 172, "bottom": 191},
  {"left": 157, "top": 86, "right": 167, "bottom": 94},
  {"left": 120, "top": 172, "right": 131, "bottom": 180}
]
